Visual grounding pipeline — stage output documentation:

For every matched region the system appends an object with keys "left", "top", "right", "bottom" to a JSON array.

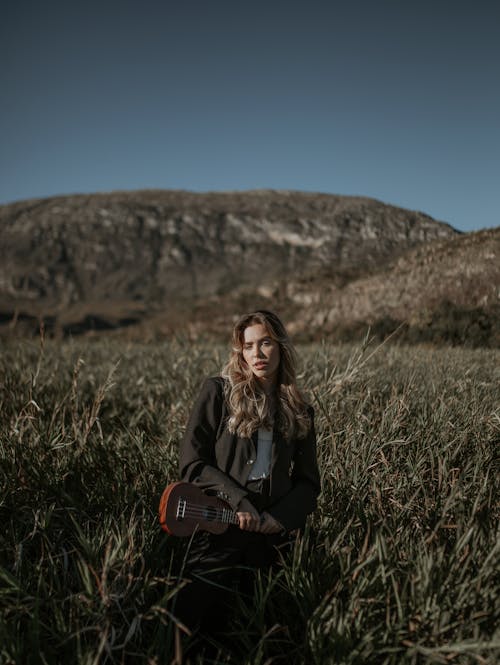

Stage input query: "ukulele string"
[
  {"left": 183, "top": 509, "right": 239, "bottom": 525},
  {"left": 182, "top": 506, "right": 233, "bottom": 520},
  {"left": 179, "top": 502, "right": 239, "bottom": 523}
]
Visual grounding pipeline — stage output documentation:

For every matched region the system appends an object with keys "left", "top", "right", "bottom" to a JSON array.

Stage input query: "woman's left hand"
[
  {"left": 236, "top": 497, "right": 262, "bottom": 531},
  {"left": 258, "top": 511, "right": 285, "bottom": 535}
]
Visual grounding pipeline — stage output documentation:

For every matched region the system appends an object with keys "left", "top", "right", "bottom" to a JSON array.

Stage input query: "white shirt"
[{"left": 248, "top": 428, "right": 273, "bottom": 480}]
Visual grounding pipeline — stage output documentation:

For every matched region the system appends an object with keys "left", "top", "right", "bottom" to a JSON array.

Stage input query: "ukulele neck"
[{"left": 220, "top": 506, "right": 240, "bottom": 526}]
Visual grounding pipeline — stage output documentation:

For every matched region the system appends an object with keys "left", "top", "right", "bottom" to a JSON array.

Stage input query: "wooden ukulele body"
[{"left": 159, "top": 481, "right": 238, "bottom": 537}]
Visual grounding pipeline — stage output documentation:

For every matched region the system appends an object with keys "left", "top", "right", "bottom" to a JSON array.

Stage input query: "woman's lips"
[{"left": 254, "top": 362, "right": 267, "bottom": 369}]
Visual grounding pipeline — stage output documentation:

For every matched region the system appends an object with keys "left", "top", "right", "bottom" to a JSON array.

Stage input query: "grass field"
[{"left": 0, "top": 336, "right": 498, "bottom": 664}]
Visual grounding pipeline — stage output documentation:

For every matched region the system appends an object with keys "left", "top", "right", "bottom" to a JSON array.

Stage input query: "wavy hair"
[{"left": 221, "top": 310, "right": 311, "bottom": 440}]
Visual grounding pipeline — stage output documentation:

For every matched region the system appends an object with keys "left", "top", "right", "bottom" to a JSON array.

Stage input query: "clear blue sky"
[{"left": 1, "top": 1, "right": 499, "bottom": 232}]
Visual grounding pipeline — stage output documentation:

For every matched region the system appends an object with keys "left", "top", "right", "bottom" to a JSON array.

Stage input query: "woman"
[{"left": 175, "top": 310, "right": 321, "bottom": 636}]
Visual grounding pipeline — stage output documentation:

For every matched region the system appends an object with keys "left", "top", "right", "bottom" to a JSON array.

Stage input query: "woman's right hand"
[
  {"left": 258, "top": 511, "right": 284, "bottom": 535},
  {"left": 236, "top": 497, "right": 261, "bottom": 531}
]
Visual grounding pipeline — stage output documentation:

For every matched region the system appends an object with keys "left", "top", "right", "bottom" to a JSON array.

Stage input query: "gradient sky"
[{"left": 1, "top": 1, "right": 499, "bottom": 232}]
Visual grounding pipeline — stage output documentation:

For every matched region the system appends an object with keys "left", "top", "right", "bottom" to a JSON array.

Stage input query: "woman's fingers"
[
  {"left": 236, "top": 511, "right": 260, "bottom": 531},
  {"left": 235, "top": 500, "right": 285, "bottom": 534},
  {"left": 236, "top": 498, "right": 261, "bottom": 531}
]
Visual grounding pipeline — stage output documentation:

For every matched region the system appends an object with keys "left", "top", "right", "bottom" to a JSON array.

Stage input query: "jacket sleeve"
[
  {"left": 267, "top": 407, "right": 321, "bottom": 531},
  {"left": 178, "top": 377, "right": 248, "bottom": 511}
]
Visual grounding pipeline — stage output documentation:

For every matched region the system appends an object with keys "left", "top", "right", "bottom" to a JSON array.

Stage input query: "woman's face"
[{"left": 242, "top": 323, "right": 281, "bottom": 388}]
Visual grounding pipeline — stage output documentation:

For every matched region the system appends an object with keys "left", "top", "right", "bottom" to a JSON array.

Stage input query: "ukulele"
[{"left": 159, "top": 481, "right": 240, "bottom": 537}]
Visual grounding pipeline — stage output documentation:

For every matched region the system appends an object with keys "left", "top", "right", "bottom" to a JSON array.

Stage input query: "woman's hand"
[
  {"left": 236, "top": 498, "right": 261, "bottom": 531},
  {"left": 258, "top": 511, "right": 284, "bottom": 535}
]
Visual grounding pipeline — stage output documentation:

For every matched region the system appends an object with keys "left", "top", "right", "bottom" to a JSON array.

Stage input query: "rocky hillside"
[
  {"left": 2, "top": 188, "right": 496, "bottom": 346},
  {"left": 287, "top": 227, "right": 500, "bottom": 346}
]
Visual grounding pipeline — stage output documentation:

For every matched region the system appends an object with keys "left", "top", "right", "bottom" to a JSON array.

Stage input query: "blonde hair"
[{"left": 221, "top": 310, "right": 311, "bottom": 439}]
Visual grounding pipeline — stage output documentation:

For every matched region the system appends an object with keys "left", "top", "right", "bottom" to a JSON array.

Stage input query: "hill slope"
[{"left": 3, "top": 188, "right": 495, "bottom": 346}]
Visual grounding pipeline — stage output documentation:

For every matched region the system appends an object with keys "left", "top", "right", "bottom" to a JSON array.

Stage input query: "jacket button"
[{"left": 247, "top": 459, "right": 254, "bottom": 465}]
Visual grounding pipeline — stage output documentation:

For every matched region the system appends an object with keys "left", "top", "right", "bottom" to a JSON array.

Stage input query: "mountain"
[{"left": 1, "top": 189, "right": 496, "bottom": 346}]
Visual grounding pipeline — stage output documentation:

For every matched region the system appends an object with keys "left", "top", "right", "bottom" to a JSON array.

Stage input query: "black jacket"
[{"left": 179, "top": 376, "right": 321, "bottom": 531}]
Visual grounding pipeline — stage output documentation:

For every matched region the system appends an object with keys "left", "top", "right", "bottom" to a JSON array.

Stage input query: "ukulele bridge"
[{"left": 176, "top": 497, "right": 187, "bottom": 521}]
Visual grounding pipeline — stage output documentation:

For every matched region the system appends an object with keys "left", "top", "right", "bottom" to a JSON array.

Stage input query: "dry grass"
[{"left": 0, "top": 336, "right": 498, "bottom": 664}]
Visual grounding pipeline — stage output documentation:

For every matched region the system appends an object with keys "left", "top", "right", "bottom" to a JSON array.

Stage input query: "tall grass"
[{"left": 0, "top": 336, "right": 498, "bottom": 664}]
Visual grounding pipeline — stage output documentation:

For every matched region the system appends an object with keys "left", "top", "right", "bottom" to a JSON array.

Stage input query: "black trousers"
[{"left": 173, "top": 525, "right": 292, "bottom": 633}]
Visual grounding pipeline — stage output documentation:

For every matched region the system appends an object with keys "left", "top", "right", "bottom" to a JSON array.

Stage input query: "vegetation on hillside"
[{"left": 0, "top": 337, "right": 498, "bottom": 663}]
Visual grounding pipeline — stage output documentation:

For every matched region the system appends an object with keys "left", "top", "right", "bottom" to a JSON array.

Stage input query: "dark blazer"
[{"left": 179, "top": 376, "right": 321, "bottom": 532}]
